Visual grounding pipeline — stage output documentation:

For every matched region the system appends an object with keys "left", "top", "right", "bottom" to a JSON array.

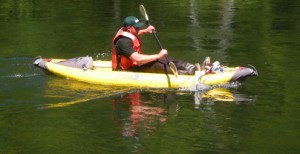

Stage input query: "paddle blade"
[
  {"left": 139, "top": 5, "right": 149, "bottom": 21},
  {"left": 169, "top": 61, "right": 178, "bottom": 77}
]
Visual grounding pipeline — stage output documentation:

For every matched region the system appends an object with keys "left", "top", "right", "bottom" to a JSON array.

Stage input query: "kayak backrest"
[{"left": 56, "top": 56, "right": 93, "bottom": 70}]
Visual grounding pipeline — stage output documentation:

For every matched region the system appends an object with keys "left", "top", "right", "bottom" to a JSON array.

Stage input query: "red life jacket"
[{"left": 112, "top": 28, "right": 142, "bottom": 70}]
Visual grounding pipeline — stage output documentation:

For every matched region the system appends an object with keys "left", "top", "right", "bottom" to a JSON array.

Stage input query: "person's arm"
[
  {"left": 116, "top": 37, "right": 167, "bottom": 65},
  {"left": 130, "top": 49, "right": 167, "bottom": 65},
  {"left": 138, "top": 25, "right": 155, "bottom": 36}
]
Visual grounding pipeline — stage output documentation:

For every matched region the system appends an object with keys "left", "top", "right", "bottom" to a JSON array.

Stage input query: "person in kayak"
[{"left": 112, "top": 16, "right": 199, "bottom": 75}]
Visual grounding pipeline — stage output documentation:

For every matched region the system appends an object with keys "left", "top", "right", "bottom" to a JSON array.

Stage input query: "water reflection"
[
  {"left": 194, "top": 88, "right": 256, "bottom": 109},
  {"left": 38, "top": 77, "right": 256, "bottom": 153},
  {"left": 189, "top": 0, "right": 235, "bottom": 59},
  {"left": 111, "top": 92, "right": 168, "bottom": 137},
  {"left": 41, "top": 77, "right": 256, "bottom": 129},
  {"left": 110, "top": 87, "right": 256, "bottom": 141},
  {"left": 42, "top": 77, "right": 256, "bottom": 111},
  {"left": 41, "top": 78, "right": 172, "bottom": 137},
  {"left": 41, "top": 78, "right": 136, "bottom": 109}
]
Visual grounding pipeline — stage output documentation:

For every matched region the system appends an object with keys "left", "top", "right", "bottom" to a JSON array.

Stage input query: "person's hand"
[
  {"left": 158, "top": 49, "right": 168, "bottom": 58},
  {"left": 145, "top": 25, "right": 155, "bottom": 33}
]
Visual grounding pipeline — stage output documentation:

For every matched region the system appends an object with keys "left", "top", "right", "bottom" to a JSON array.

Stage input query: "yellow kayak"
[{"left": 33, "top": 56, "right": 257, "bottom": 89}]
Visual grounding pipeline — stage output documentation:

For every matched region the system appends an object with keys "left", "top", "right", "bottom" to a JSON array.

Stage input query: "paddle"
[{"left": 139, "top": 4, "right": 178, "bottom": 77}]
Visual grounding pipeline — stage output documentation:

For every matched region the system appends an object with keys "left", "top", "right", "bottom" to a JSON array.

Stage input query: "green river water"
[{"left": 0, "top": 0, "right": 299, "bottom": 153}]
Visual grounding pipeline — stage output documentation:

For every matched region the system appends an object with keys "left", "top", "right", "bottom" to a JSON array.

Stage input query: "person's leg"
[
  {"left": 129, "top": 57, "right": 198, "bottom": 75},
  {"left": 128, "top": 60, "right": 171, "bottom": 74},
  {"left": 169, "top": 58, "right": 198, "bottom": 75}
]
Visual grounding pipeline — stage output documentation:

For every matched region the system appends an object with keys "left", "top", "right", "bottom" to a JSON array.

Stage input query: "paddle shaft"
[
  {"left": 146, "top": 23, "right": 172, "bottom": 63},
  {"left": 139, "top": 5, "right": 178, "bottom": 77},
  {"left": 145, "top": 21, "right": 164, "bottom": 49}
]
